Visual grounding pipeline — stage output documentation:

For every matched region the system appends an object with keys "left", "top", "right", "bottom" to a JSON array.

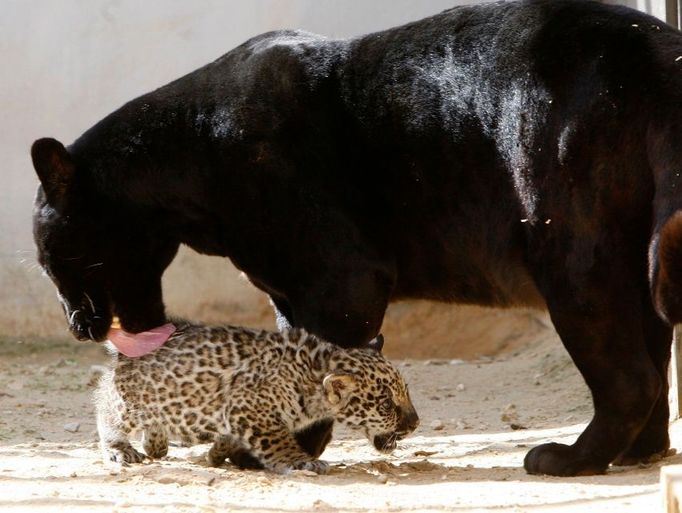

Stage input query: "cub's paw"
[
  {"left": 106, "top": 444, "right": 147, "bottom": 466},
  {"left": 524, "top": 443, "right": 606, "bottom": 477},
  {"left": 206, "top": 451, "right": 226, "bottom": 467},
  {"left": 293, "top": 460, "right": 330, "bottom": 475}
]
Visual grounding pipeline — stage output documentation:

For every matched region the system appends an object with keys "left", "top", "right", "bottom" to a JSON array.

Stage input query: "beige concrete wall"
[
  {"left": 2, "top": 0, "right": 492, "bottom": 339},
  {"left": 1, "top": 0, "right": 664, "bottom": 351}
]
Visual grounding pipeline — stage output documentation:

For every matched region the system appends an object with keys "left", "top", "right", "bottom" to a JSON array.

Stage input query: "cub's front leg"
[
  {"left": 258, "top": 430, "right": 330, "bottom": 475},
  {"left": 207, "top": 434, "right": 264, "bottom": 470},
  {"left": 95, "top": 388, "right": 146, "bottom": 465},
  {"left": 94, "top": 372, "right": 148, "bottom": 465},
  {"left": 233, "top": 424, "right": 330, "bottom": 474}
]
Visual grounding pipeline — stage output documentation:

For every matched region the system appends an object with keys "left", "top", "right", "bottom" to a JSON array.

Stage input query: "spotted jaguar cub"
[{"left": 95, "top": 321, "right": 419, "bottom": 473}]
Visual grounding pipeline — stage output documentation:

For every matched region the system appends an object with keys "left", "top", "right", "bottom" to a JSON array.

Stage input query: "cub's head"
[
  {"left": 31, "top": 138, "right": 178, "bottom": 341},
  {"left": 324, "top": 347, "right": 419, "bottom": 453}
]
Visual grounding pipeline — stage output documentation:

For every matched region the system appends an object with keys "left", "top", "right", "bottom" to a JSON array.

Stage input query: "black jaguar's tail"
[
  {"left": 649, "top": 125, "right": 682, "bottom": 324},
  {"left": 652, "top": 212, "right": 682, "bottom": 324}
]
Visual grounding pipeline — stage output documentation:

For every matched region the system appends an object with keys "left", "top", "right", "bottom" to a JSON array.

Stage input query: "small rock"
[
  {"left": 413, "top": 450, "right": 438, "bottom": 457},
  {"left": 376, "top": 474, "right": 389, "bottom": 484},
  {"left": 456, "top": 383, "right": 466, "bottom": 391},
  {"left": 449, "top": 359, "right": 464, "bottom": 365},
  {"left": 501, "top": 404, "right": 518, "bottom": 424},
  {"left": 64, "top": 422, "right": 80, "bottom": 433},
  {"left": 430, "top": 419, "right": 445, "bottom": 431},
  {"left": 37, "top": 366, "right": 54, "bottom": 376}
]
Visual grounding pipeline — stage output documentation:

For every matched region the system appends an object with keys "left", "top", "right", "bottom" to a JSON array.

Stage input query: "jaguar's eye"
[{"left": 381, "top": 398, "right": 394, "bottom": 410}]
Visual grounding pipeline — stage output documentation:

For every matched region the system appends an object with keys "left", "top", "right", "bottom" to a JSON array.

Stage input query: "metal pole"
[
  {"left": 670, "top": 329, "right": 682, "bottom": 420},
  {"left": 669, "top": 0, "right": 682, "bottom": 421},
  {"left": 666, "top": 0, "right": 680, "bottom": 27}
]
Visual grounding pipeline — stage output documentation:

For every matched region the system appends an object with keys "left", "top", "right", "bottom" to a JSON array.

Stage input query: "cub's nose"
[{"left": 399, "top": 406, "right": 420, "bottom": 433}]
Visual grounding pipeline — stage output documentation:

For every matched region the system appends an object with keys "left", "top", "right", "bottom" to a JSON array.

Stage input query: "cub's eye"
[{"left": 381, "top": 398, "right": 394, "bottom": 410}]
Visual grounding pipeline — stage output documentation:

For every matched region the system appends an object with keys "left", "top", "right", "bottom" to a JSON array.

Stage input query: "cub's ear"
[
  {"left": 31, "top": 138, "right": 75, "bottom": 206},
  {"left": 367, "top": 333, "right": 384, "bottom": 353},
  {"left": 323, "top": 373, "right": 357, "bottom": 405}
]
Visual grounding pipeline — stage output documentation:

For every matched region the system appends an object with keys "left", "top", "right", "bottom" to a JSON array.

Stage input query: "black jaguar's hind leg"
[
  {"left": 525, "top": 272, "right": 662, "bottom": 476},
  {"left": 613, "top": 303, "right": 673, "bottom": 465}
]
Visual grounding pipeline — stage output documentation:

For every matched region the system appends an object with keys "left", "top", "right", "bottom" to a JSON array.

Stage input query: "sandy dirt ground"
[{"left": 1, "top": 311, "right": 680, "bottom": 512}]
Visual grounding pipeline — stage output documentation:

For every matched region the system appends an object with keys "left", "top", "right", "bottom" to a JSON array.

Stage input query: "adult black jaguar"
[{"left": 31, "top": 0, "right": 682, "bottom": 476}]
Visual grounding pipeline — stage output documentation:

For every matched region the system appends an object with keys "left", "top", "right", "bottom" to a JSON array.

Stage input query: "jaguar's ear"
[
  {"left": 367, "top": 333, "right": 384, "bottom": 353},
  {"left": 323, "top": 373, "right": 357, "bottom": 405},
  {"left": 31, "top": 138, "right": 75, "bottom": 207}
]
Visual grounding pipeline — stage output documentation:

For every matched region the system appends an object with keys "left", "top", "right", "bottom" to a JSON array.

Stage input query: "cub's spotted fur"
[{"left": 95, "top": 322, "right": 419, "bottom": 473}]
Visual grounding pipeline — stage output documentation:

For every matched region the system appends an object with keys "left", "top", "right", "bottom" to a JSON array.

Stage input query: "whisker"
[
  {"left": 18, "top": 258, "right": 42, "bottom": 274},
  {"left": 83, "top": 293, "right": 96, "bottom": 313},
  {"left": 84, "top": 262, "right": 104, "bottom": 269},
  {"left": 69, "top": 309, "right": 81, "bottom": 324}
]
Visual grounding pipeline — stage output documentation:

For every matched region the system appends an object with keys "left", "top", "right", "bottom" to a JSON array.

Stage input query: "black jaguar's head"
[{"left": 31, "top": 138, "right": 178, "bottom": 341}]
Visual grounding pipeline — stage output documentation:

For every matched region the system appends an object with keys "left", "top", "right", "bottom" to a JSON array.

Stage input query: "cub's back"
[{"left": 101, "top": 323, "right": 294, "bottom": 439}]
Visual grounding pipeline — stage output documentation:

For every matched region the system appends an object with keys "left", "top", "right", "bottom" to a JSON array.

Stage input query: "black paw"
[
  {"left": 613, "top": 447, "right": 675, "bottom": 466},
  {"left": 524, "top": 443, "right": 607, "bottom": 476},
  {"left": 612, "top": 429, "right": 671, "bottom": 466}
]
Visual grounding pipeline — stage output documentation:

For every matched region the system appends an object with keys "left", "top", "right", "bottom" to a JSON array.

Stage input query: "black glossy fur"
[{"left": 31, "top": 0, "right": 682, "bottom": 476}]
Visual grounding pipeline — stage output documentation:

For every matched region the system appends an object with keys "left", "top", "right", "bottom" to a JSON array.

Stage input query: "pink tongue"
[{"left": 107, "top": 323, "right": 176, "bottom": 357}]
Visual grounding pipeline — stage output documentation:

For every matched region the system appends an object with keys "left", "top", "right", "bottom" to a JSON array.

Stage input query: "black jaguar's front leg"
[
  {"left": 270, "top": 296, "right": 294, "bottom": 331},
  {"left": 288, "top": 262, "right": 394, "bottom": 349}
]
